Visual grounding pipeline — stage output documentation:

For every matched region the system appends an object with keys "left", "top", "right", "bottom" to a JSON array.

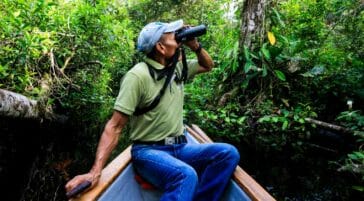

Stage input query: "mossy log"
[
  {"left": 0, "top": 89, "right": 40, "bottom": 118},
  {"left": 0, "top": 89, "right": 65, "bottom": 122}
]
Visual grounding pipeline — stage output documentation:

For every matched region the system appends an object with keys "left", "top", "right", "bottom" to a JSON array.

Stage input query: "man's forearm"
[
  {"left": 90, "top": 123, "right": 121, "bottom": 175},
  {"left": 188, "top": 41, "right": 214, "bottom": 71},
  {"left": 196, "top": 48, "right": 214, "bottom": 71}
]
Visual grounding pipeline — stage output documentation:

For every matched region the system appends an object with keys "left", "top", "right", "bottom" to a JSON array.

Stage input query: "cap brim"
[{"left": 164, "top": 19, "right": 183, "bottom": 33}]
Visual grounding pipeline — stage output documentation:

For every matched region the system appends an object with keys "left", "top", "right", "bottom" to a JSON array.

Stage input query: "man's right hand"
[
  {"left": 65, "top": 172, "right": 100, "bottom": 196},
  {"left": 64, "top": 111, "right": 127, "bottom": 197}
]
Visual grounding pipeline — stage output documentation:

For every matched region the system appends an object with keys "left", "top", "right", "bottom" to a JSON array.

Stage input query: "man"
[{"left": 65, "top": 19, "right": 239, "bottom": 201}]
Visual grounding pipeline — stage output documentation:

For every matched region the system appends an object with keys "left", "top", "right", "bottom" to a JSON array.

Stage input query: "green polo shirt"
[{"left": 114, "top": 58, "right": 199, "bottom": 141}]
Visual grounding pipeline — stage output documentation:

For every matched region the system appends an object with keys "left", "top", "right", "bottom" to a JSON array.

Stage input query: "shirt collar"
[{"left": 145, "top": 58, "right": 165, "bottom": 70}]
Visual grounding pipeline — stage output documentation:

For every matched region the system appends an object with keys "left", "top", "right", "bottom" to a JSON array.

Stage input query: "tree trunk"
[
  {"left": 239, "top": 0, "right": 267, "bottom": 51},
  {"left": 218, "top": 0, "right": 268, "bottom": 104}
]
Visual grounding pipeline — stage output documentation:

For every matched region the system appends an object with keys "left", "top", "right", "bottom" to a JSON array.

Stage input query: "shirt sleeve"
[
  {"left": 186, "top": 59, "right": 200, "bottom": 80},
  {"left": 113, "top": 73, "right": 143, "bottom": 116}
]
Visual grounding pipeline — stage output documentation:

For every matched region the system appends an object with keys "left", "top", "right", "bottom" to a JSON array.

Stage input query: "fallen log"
[
  {"left": 0, "top": 89, "right": 66, "bottom": 122},
  {"left": 0, "top": 89, "right": 40, "bottom": 118}
]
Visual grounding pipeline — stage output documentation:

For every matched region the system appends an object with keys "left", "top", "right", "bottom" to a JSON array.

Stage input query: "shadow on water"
[
  {"left": 0, "top": 115, "right": 125, "bottom": 201},
  {"left": 0, "top": 116, "right": 75, "bottom": 201}
]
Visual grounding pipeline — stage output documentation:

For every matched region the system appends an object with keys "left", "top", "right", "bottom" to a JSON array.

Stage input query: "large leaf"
[{"left": 274, "top": 70, "right": 286, "bottom": 81}]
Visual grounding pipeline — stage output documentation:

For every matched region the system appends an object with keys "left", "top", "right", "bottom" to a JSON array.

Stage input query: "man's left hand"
[{"left": 183, "top": 37, "right": 200, "bottom": 52}]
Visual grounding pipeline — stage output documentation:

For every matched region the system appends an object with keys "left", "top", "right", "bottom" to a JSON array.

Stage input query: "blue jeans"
[{"left": 131, "top": 142, "right": 240, "bottom": 201}]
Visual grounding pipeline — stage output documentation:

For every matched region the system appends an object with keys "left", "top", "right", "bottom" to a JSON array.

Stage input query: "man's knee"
[
  {"left": 178, "top": 165, "right": 198, "bottom": 184},
  {"left": 166, "top": 164, "right": 198, "bottom": 187},
  {"left": 216, "top": 143, "right": 240, "bottom": 165},
  {"left": 229, "top": 145, "right": 240, "bottom": 164}
]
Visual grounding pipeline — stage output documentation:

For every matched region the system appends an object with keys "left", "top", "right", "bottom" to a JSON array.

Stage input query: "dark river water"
[{"left": 1, "top": 116, "right": 363, "bottom": 201}]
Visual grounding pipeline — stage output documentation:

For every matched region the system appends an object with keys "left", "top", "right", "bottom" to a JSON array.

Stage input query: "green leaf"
[
  {"left": 0, "top": 64, "right": 9, "bottom": 77},
  {"left": 272, "top": 8, "right": 285, "bottom": 28},
  {"left": 258, "top": 116, "right": 270, "bottom": 123},
  {"left": 282, "top": 120, "right": 289, "bottom": 130},
  {"left": 237, "top": 116, "right": 247, "bottom": 125},
  {"left": 13, "top": 10, "right": 21, "bottom": 17},
  {"left": 244, "top": 62, "right": 253, "bottom": 73},
  {"left": 300, "top": 72, "right": 315, "bottom": 77},
  {"left": 281, "top": 109, "right": 290, "bottom": 117},
  {"left": 232, "top": 61, "right": 238, "bottom": 72},
  {"left": 243, "top": 45, "right": 250, "bottom": 61},
  {"left": 241, "top": 79, "right": 249, "bottom": 88},
  {"left": 274, "top": 70, "right": 286, "bottom": 81},
  {"left": 261, "top": 43, "right": 271, "bottom": 60},
  {"left": 250, "top": 52, "right": 259, "bottom": 59},
  {"left": 294, "top": 115, "right": 299, "bottom": 121},
  {"left": 352, "top": 186, "right": 364, "bottom": 192},
  {"left": 225, "top": 49, "right": 233, "bottom": 58},
  {"left": 272, "top": 117, "right": 279, "bottom": 123},
  {"left": 262, "top": 64, "right": 268, "bottom": 77},
  {"left": 350, "top": 152, "right": 364, "bottom": 159}
]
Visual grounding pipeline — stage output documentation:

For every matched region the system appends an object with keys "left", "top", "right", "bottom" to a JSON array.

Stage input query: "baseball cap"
[{"left": 137, "top": 19, "right": 184, "bottom": 54}]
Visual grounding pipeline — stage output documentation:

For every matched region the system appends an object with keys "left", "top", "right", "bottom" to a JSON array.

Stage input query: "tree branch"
[
  {"left": 305, "top": 117, "right": 352, "bottom": 134},
  {"left": 79, "top": 60, "right": 103, "bottom": 68},
  {"left": 60, "top": 45, "right": 77, "bottom": 73},
  {"left": 218, "top": 87, "right": 239, "bottom": 106}
]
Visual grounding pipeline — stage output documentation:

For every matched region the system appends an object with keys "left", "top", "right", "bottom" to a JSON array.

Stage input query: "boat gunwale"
[{"left": 70, "top": 146, "right": 132, "bottom": 201}]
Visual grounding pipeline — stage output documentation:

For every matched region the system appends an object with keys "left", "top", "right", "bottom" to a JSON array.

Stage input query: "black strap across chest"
[{"left": 133, "top": 48, "right": 188, "bottom": 116}]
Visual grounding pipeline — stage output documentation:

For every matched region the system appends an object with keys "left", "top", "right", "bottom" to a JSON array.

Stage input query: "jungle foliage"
[{"left": 1, "top": 0, "right": 363, "bottom": 200}]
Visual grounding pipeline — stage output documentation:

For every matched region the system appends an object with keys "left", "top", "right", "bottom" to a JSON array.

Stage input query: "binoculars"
[{"left": 175, "top": 25, "right": 207, "bottom": 42}]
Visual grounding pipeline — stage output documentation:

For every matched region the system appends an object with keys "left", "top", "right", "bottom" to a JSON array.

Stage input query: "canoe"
[{"left": 70, "top": 125, "right": 275, "bottom": 201}]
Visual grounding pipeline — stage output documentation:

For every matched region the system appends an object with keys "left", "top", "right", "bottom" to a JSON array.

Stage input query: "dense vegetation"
[{"left": 1, "top": 0, "right": 363, "bottom": 200}]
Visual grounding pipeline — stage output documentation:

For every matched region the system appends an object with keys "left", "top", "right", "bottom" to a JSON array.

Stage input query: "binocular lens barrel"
[{"left": 175, "top": 25, "right": 207, "bottom": 42}]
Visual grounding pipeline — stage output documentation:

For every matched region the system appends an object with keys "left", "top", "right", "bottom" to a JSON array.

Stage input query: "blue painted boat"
[{"left": 70, "top": 125, "right": 275, "bottom": 201}]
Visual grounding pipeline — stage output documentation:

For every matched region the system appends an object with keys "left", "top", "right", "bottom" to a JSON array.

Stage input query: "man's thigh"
[
  {"left": 176, "top": 143, "right": 236, "bottom": 173},
  {"left": 131, "top": 145, "right": 192, "bottom": 188}
]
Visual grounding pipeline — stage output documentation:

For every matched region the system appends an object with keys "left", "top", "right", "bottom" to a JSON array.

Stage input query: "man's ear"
[{"left": 155, "top": 42, "right": 165, "bottom": 55}]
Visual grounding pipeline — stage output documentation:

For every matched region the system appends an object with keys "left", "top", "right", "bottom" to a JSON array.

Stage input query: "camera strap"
[
  {"left": 134, "top": 48, "right": 188, "bottom": 116},
  {"left": 180, "top": 47, "right": 188, "bottom": 83}
]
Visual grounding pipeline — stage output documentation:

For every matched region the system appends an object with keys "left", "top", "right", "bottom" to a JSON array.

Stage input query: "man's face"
[{"left": 158, "top": 33, "right": 180, "bottom": 59}]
